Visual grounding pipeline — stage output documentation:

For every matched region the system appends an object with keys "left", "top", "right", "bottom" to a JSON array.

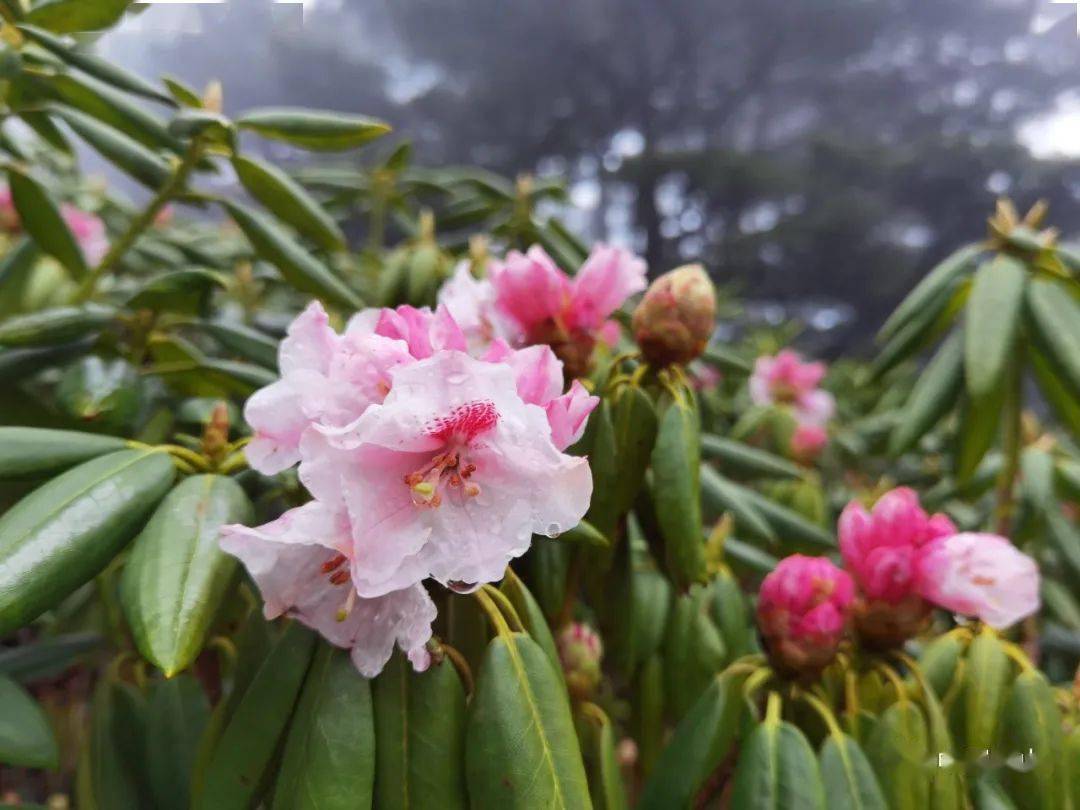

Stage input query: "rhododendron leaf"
[
  {"left": 126, "top": 269, "right": 226, "bottom": 316},
  {"left": 701, "top": 433, "right": 802, "bottom": 479},
  {"left": 651, "top": 393, "right": 708, "bottom": 589},
  {"left": 878, "top": 243, "right": 980, "bottom": 343},
  {"left": 0, "top": 674, "right": 57, "bottom": 769},
  {"left": 372, "top": 652, "right": 466, "bottom": 810},
  {"left": 637, "top": 668, "right": 746, "bottom": 808},
  {"left": 527, "top": 538, "right": 571, "bottom": 622},
  {"left": 120, "top": 475, "right": 252, "bottom": 676},
  {"left": 866, "top": 702, "right": 929, "bottom": 810},
  {"left": 1066, "top": 727, "right": 1080, "bottom": 809},
  {"left": 1001, "top": 671, "right": 1064, "bottom": 810},
  {"left": 224, "top": 200, "right": 362, "bottom": 310},
  {"left": 168, "top": 109, "right": 235, "bottom": 147},
  {"left": 0, "top": 239, "right": 41, "bottom": 317},
  {"left": 194, "top": 622, "right": 316, "bottom": 810},
  {"left": 1030, "top": 347, "right": 1080, "bottom": 439},
  {"left": 195, "top": 320, "right": 279, "bottom": 369},
  {"left": 973, "top": 776, "right": 1020, "bottom": 810},
  {"left": 700, "top": 466, "right": 776, "bottom": 543},
  {"left": 963, "top": 628, "right": 1012, "bottom": 756},
  {"left": 662, "top": 585, "right": 727, "bottom": 720},
  {"left": 232, "top": 155, "right": 345, "bottom": 252},
  {"left": 724, "top": 537, "right": 780, "bottom": 576},
  {"left": 578, "top": 704, "right": 628, "bottom": 810},
  {"left": 80, "top": 678, "right": 149, "bottom": 808},
  {"left": 1045, "top": 511, "right": 1080, "bottom": 584},
  {"left": 964, "top": 256, "right": 1027, "bottom": 401},
  {"left": 583, "top": 398, "right": 619, "bottom": 537},
  {"left": 0, "top": 449, "right": 174, "bottom": 636},
  {"left": 916, "top": 667, "right": 962, "bottom": 808},
  {"left": 710, "top": 567, "right": 753, "bottom": 658},
  {"left": 6, "top": 168, "right": 88, "bottom": 279},
  {"left": 0, "top": 633, "right": 101, "bottom": 682},
  {"left": 162, "top": 75, "right": 203, "bottom": 108},
  {"left": 501, "top": 571, "right": 561, "bottom": 679},
  {"left": 145, "top": 675, "right": 210, "bottom": 810},
  {"left": 236, "top": 108, "right": 390, "bottom": 152},
  {"left": 818, "top": 733, "right": 887, "bottom": 810},
  {"left": 889, "top": 333, "right": 963, "bottom": 456},
  {"left": 1025, "top": 278, "right": 1080, "bottom": 401},
  {"left": 702, "top": 343, "right": 753, "bottom": 374},
  {"left": 741, "top": 482, "right": 836, "bottom": 551},
  {"left": 25, "top": 0, "right": 133, "bottom": 34},
  {"left": 1057, "top": 459, "right": 1080, "bottom": 501},
  {"left": 273, "top": 643, "right": 376, "bottom": 810},
  {"left": 0, "top": 304, "right": 115, "bottom": 347},
  {"left": 869, "top": 282, "right": 959, "bottom": 383},
  {"left": 1019, "top": 447, "right": 1055, "bottom": 518},
  {"left": 729, "top": 716, "right": 826, "bottom": 810},
  {"left": 0, "top": 427, "right": 125, "bottom": 479},
  {"left": 611, "top": 384, "right": 658, "bottom": 514},
  {"left": 917, "top": 633, "right": 965, "bottom": 699},
  {"left": 51, "top": 105, "right": 172, "bottom": 189},
  {"left": 634, "top": 654, "right": 664, "bottom": 778},
  {"left": 465, "top": 633, "right": 590, "bottom": 809},
  {"left": 1041, "top": 577, "right": 1080, "bottom": 630},
  {"left": 609, "top": 524, "right": 670, "bottom": 675},
  {"left": 955, "top": 388, "right": 1003, "bottom": 483}
]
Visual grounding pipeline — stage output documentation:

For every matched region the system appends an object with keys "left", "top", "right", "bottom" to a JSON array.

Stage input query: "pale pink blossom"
[
  {"left": 749, "top": 349, "right": 835, "bottom": 426},
  {"left": 568, "top": 244, "right": 647, "bottom": 333},
  {"left": 220, "top": 501, "right": 436, "bottom": 677},
  {"left": 490, "top": 245, "right": 571, "bottom": 334},
  {"left": 757, "top": 554, "right": 854, "bottom": 676},
  {"left": 319, "top": 351, "right": 592, "bottom": 596},
  {"left": 916, "top": 532, "right": 1040, "bottom": 628},
  {"left": 437, "top": 262, "right": 514, "bottom": 351},
  {"left": 839, "top": 487, "right": 955, "bottom": 604},
  {"left": 790, "top": 423, "right": 828, "bottom": 463}
]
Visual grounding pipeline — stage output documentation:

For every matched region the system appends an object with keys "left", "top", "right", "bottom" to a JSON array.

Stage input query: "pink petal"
[
  {"left": 545, "top": 380, "right": 599, "bottom": 450},
  {"left": 568, "top": 244, "right": 647, "bottom": 331},
  {"left": 280, "top": 301, "right": 340, "bottom": 376},
  {"left": 243, "top": 376, "right": 312, "bottom": 474},
  {"left": 490, "top": 245, "right": 571, "bottom": 332}
]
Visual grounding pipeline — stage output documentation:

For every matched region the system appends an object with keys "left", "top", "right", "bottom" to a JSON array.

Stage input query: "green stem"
[
  {"left": 993, "top": 350, "right": 1023, "bottom": 535},
  {"left": 76, "top": 138, "right": 205, "bottom": 302}
]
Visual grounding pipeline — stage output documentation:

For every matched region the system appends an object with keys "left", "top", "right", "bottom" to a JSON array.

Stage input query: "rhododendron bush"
[{"left": 2, "top": 5, "right": 1080, "bottom": 810}]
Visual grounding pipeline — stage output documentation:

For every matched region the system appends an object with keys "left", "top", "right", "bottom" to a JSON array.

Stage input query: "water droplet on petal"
[
  {"left": 544, "top": 522, "right": 562, "bottom": 538},
  {"left": 446, "top": 373, "right": 467, "bottom": 385}
]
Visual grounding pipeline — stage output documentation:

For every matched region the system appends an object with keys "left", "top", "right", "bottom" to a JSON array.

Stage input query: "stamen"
[
  {"left": 336, "top": 588, "right": 357, "bottom": 622},
  {"left": 321, "top": 554, "right": 347, "bottom": 573},
  {"left": 329, "top": 569, "right": 350, "bottom": 585},
  {"left": 464, "top": 483, "right": 481, "bottom": 497}
]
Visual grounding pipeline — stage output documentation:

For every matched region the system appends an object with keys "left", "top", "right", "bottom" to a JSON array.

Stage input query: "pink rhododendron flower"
[
  {"left": 757, "top": 554, "right": 854, "bottom": 677},
  {"left": 916, "top": 532, "right": 1040, "bottom": 628},
  {"left": 839, "top": 487, "right": 955, "bottom": 605},
  {"left": 749, "top": 349, "right": 835, "bottom": 427},
  {"left": 319, "top": 350, "right": 592, "bottom": 596},
  {"left": 790, "top": 423, "right": 828, "bottom": 463},
  {"left": 437, "top": 262, "right": 514, "bottom": 352},
  {"left": 220, "top": 501, "right": 436, "bottom": 677}
]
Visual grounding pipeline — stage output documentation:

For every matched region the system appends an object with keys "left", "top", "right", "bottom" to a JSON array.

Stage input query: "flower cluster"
[
  {"left": 439, "top": 243, "right": 646, "bottom": 377},
  {"left": 757, "top": 487, "right": 1040, "bottom": 675},
  {"left": 0, "top": 185, "right": 108, "bottom": 265},
  {"left": 221, "top": 300, "right": 598, "bottom": 677},
  {"left": 749, "top": 349, "right": 835, "bottom": 460}
]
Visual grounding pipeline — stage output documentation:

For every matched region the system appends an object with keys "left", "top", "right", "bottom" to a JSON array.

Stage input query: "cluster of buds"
[{"left": 749, "top": 349, "right": 835, "bottom": 462}]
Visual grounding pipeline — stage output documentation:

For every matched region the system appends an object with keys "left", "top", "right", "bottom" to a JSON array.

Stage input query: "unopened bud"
[
  {"left": 202, "top": 401, "right": 230, "bottom": 458},
  {"left": 557, "top": 622, "right": 603, "bottom": 700},
  {"left": 632, "top": 264, "right": 716, "bottom": 366}
]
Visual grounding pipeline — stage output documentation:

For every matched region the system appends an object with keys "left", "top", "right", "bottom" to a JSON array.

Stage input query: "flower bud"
[
  {"left": 757, "top": 554, "right": 853, "bottom": 678},
  {"left": 790, "top": 423, "right": 828, "bottom": 463},
  {"left": 631, "top": 264, "right": 716, "bottom": 366},
  {"left": 557, "top": 622, "right": 603, "bottom": 699}
]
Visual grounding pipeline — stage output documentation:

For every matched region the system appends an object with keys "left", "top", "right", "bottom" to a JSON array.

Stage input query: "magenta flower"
[
  {"left": 220, "top": 501, "right": 436, "bottom": 677},
  {"left": 749, "top": 349, "right": 835, "bottom": 427},
  {"left": 318, "top": 350, "right": 592, "bottom": 596},
  {"left": 916, "top": 533, "right": 1040, "bottom": 629},
  {"left": 757, "top": 554, "right": 854, "bottom": 677},
  {"left": 790, "top": 423, "right": 828, "bottom": 463}
]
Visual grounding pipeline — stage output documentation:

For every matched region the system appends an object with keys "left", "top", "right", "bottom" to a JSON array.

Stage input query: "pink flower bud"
[
  {"left": 916, "top": 533, "right": 1040, "bottom": 629},
  {"left": 790, "top": 423, "right": 828, "bottom": 463},
  {"left": 557, "top": 622, "right": 603, "bottom": 699},
  {"left": 749, "top": 350, "right": 835, "bottom": 427},
  {"left": 756, "top": 555, "right": 854, "bottom": 678},
  {"left": 631, "top": 263, "right": 717, "bottom": 366}
]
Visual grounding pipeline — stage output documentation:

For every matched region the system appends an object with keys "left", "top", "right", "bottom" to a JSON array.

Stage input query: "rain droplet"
[
  {"left": 544, "top": 522, "right": 562, "bottom": 538},
  {"left": 446, "top": 373, "right": 467, "bottom": 385},
  {"left": 448, "top": 579, "right": 477, "bottom": 593}
]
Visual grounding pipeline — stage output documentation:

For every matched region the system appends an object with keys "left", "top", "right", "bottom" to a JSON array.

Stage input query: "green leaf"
[
  {"left": 501, "top": 570, "right": 561, "bottom": 678},
  {"left": 580, "top": 705, "right": 628, "bottom": 810},
  {"left": 889, "top": 333, "right": 963, "bottom": 455},
  {"left": 0, "top": 632, "right": 101, "bottom": 682},
  {"left": 701, "top": 343, "right": 752, "bottom": 374},
  {"left": 126, "top": 269, "right": 226, "bottom": 316},
  {"left": 0, "top": 427, "right": 126, "bottom": 479},
  {"left": 120, "top": 475, "right": 252, "bottom": 676},
  {"left": 192, "top": 320, "right": 278, "bottom": 369},
  {"left": 710, "top": 566, "right": 753, "bottom": 658},
  {"left": 57, "top": 356, "right": 142, "bottom": 430},
  {"left": 699, "top": 465, "right": 776, "bottom": 543},
  {"left": 974, "top": 775, "right": 1020, "bottom": 810},
  {"left": 0, "top": 304, "right": 114, "bottom": 347},
  {"left": 1030, "top": 347, "right": 1080, "bottom": 439},
  {"left": 372, "top": 652, "right": 467, "bottom": 810},
  {"left": 0, "top": 238, "right": 41, "bottom": 317},
  {"left": 869, "top": 281, "right": 960, "bottom": 383},
  {"left": 964, "top": 628, "right": 1012, "bottom": 755},
  {"left": 25, "top": 0, "right": 132, "bottom": 33},
  {"left": 1018, "top": 447, "right": 1055, "bottom": 519},
  {"left": 1025, "top": 278, "right": 1080, "bottom": 400},
  {"left": 162, "top": 76, "right": 203, "bottom": 108},
  {"left": 955, "top": 387, "right": 1003, "bottom": 483},
  {"left": 233, "top": 155, "right": 346, "bottom": 252},
  {"left": 236, "top": 107, "right": 391, "bottom": 151},
  {"left": 701, "top": 434, "right": 802, "bottom": 479},
  {"left": 819, "top": 734, "right": 887, "bottom": 810},
  {"left": 1065, "top": 727, "right": 1080, "bottom": 810},
  {"left": 723, "top": 537, "right": 779, "bottom": 576},
  {"left": 274, "top": 643, "right": 376, "bottom": 810},
  {"left": 917, "top": 633, "right": 964, "bottom": 699},
  {"left": 1045, "top": 510, "right": 1080, "bottom": 583},
  {"left": 465, "top": 632, "right": 590, "bottom": 809},
  {"left": 145, "top": 675, "right": 210, "bottom": 810},
  {"left": 1041, "top": 578, "right": 1080, "bottom": 630},
  {"left": 0, "top": 449, "right": 175, "bottom": 635},
  {"left": 730, "top": 716, "right": 826, "bottom": 810},
  {"left": 866, "top": 701, "right": 929, "bottom": 810},
  {"left": 194, "top": 621, "right": 316, "bottom": 810},
  {"left": 650, "top": 392, "right": 707, "bottom": 588},
  {"left": 7, "top": 167, "right": 89, "bottom": 279},
  {"left": 583, "top": 398, "right": 619, "bottom": 537},
  {"left": 52, "top": 105, "right": 172, "bottom": 189},
  {"left": 224, "top": 200, "right": 362, "bottom": 310},
  {"left": 662, "top": 585, "right": 727, "bottom": 720},
  {"left": 0, "top": 674, "right": 57, "bottom": 768},
  {"left": 167, "top": 109, "right": 234, "bottom": 146},
  {"left": 964, "top": 256, "right": 1027, "bottom": 401},
  {"left": 1001, "top": 670, "right": 1064, "bottom": 810},
  {"left": 741, "top": 483, "right": 836, "bottom": 551},
  {"left": 879, "top": 243, "right": 981, "bottom": 342},
  {"left": 610, "top": 384, "right": 659, "bottom": 515},
  {"left": 610, "top": 524, "right": 671, "bottom": 673}
]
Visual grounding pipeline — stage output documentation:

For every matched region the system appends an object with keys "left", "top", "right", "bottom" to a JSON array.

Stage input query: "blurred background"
[{"left": 100, "top": 0, "right": 1080, "bottom": 349}]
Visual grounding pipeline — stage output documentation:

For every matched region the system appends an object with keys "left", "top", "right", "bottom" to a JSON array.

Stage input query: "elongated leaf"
[
  {"left": 879, "top": 243, "right": 981, "bottom": 342},
  {"left": 237, "top": 107, "right": 390, "bottom": 151},
  {"left": 1065, "top": 727, "right": 1080, "bottom": 810},
  {"left": 866, "top": 701, "right": 929, "bottom": 810},
  {"left": 7, "top": 167, "right": 88, "bottom": 279},
  {"left": 917, "top": 633, "right": 965, "bottom": 701},
  {"left": 662, "top": 586, "right": 727, "bottom": 720},
  {"left": 127, "top": 269, "right": 225, "bottom": 316},
  {"left": 52, "top": 106, "right": 171, "bottom": 189},
  {"left": 0, "top": 239, "right": 41, "bottom": 317},
  {"left": 1025, "top": 278, "right": 1080, "bottom": 400},
  {"left": 699, "top": 465, "right": 776, "bottom": 543},
  {"left": 819, "top": 734, "right": 887, "bottom": 810},
  {"left": 233, "top": 155, "right": 345, "bottom": 252},
  {"left": 740, "top": 484, "right": 836, "bottom": 550},
  {"left": 0, "top": 427, "right": 126, "bottom": 479},
  {"left": 580, "top": 705, "right": 628, "bottom": 810},
  {"left": 0, "top": 632, "right": 101, "bottom": 682},
  {"left": 955, "top": 387, "right": 1003, "bottom": 483},
  {"left": 224, "top": 200, "right": 362, "bottom": 310},
  {"left": 25, "top": 0, "right": 132, "bottom": 33},
  {"left": 724, "top": 537, "right": 779, "bottom": 575},
  {"left": 710, "top": 566, "right": 752, "bottom": 657},
  {"left": 611, "top": 526, "right": 671, "bottom": 673},
  {"left": 274, "top": 643, "right": 376, "bottom": 810},
  {"left": 1045, "top": 510, "right": 1080, "bottom": 583},
  {"left": 0, "top": 449, "right": 175, "bottom": 635},
  {"left": 730, "top": 717, "right": 826, "bottom": 809},
  {"left": 1019, "top": 447, "right": 1055, "bottom": 518},
  {"left": 121, "top": 475, "right": 252, "bottom": 676},
  {"left": 964, "top": 256, "right": 1026, "bottom": 400},
  {"left": 0, "top": 304, "right": 114, "bottom": 347},
  {"left": 702, "top": 344, "right": 752, "bottom": 374},
  {"left": 501, "top": 571, "right": 561, "bottom": 677},
  {"left": 82, "top": 678, "right": 149, "bottom": 808},
  {"left": 194, "top": 622, "right": 316, "bottom": 810},
  {"left": 889, "top": 334, "right": 963, "bottom": 455},
  {"left": 1001, "top": 671, "right": 1064, "bottom": 810},
  {"left": 869, "top": 283, "right": 958, "bottom": 382},
  {"left": 146, "top": 675, "right": 210, "bottom": 810},
  {"left": 701, "top": 434, "right": 802, "bottom": 479},
  {"left": 1030, "top": 347, "right": 1080, "bottom": 439},
  {"left": 0, "top": 674, "right": 57, "bottom": 768},
  {"left": 465, "top": 632, "right": 590, "bottom": 809},
  {"left": 964, "top": 628, "right": 1012, "bottom": 755},
  {"left": 1042, "top": 578, "right": 1080, "bottom": 629},
  {"left": 373, "top": 652, "right": 466, "bottom": 810},
  {"left": 611, "top": 384, "right": 658, "bottom": 514},
  {"left": 195, "top": 320, "right": 278, "bottom": 369}
]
